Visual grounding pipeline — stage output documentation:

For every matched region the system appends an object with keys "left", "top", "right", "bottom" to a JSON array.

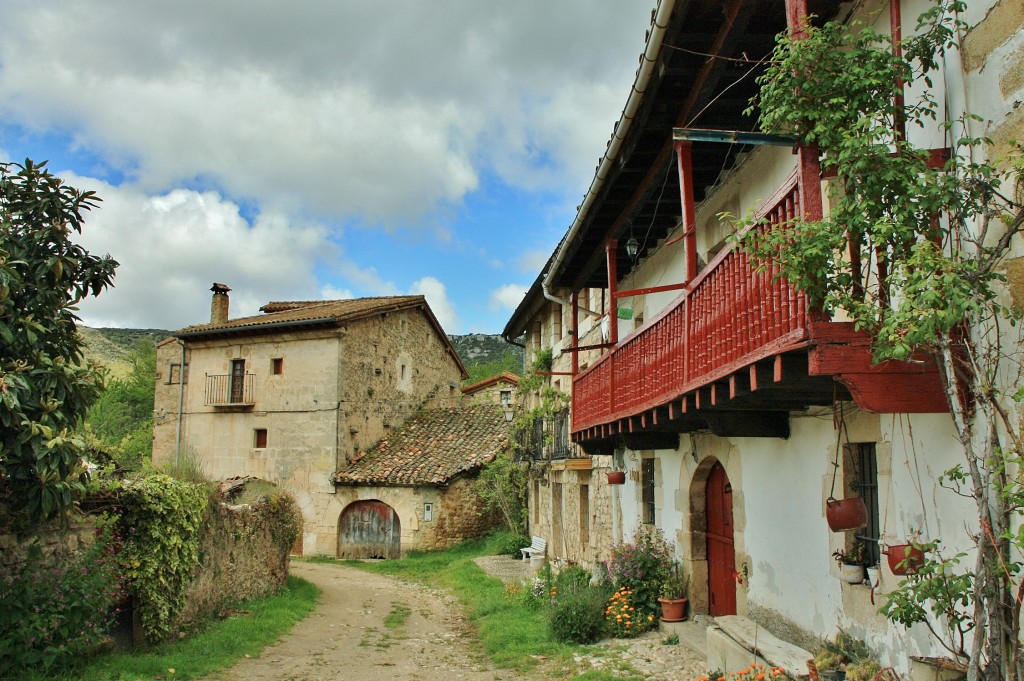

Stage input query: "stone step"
[{"left": 707, "top": 615, "right": 813, "bottom": 679}]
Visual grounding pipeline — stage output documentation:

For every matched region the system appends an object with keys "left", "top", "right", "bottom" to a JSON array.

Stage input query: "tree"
[
  {"left": 744, "top": 4, "right": 1024, "bottom": 680},
  {"left": 86, "top": 339, "right": 156, "bottom": 471},
  {"left": 0, "top": 159, "right": 118, "bottom": 523}
]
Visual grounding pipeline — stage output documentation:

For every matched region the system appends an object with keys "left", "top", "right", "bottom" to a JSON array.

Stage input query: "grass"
[
  {"left": 24, "top": 576, "right": 320, "bottom": 681},
  {"left": 337, "top": 532, "right": 645, "bottom": 680}
]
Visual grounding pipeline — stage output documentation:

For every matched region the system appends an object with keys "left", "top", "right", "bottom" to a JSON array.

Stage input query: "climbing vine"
[
  {"left": 743, "top": 3, "right": 1024, "bottom": 679},
  {"left": 116, "top": 474, "right": 210, "bottom": 642}
]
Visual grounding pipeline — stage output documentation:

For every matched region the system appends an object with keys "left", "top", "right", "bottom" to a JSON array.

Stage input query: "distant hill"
[
  {"left": 80, "top": 327, "right": 523, "bottom": 382},
  {"left": 79, "top": 327, "right": 171, "bottom": 378}
]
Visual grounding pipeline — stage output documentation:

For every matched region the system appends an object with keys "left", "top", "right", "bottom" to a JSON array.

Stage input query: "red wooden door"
[
  {"left": 706, "top": 462, "right": 736, "bottom": 615},
  {"left": 338, "top": 500, "right": 400, "bottom": 559}
]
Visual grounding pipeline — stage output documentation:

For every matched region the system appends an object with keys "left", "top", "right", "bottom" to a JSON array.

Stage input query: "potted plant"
[
  {"left": 883, "top": 542, "right": 926, "bottom": 575},
  {"left": 657, "top": 564, "right": 689, "bottom": 622},
  {"left": 833, "top": 542, "right": 866, "bottom": 584}
]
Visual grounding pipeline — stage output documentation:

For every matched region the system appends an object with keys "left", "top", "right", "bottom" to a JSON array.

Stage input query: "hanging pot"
[
  {"left": 607, "top": 471, "right": 626, "bottom": 485},
  {"left": 885, "top": 544, "right": 925, "bottom": 575},
  {"left": 825, "top": 496, "right": 868, "bottom": 532}
]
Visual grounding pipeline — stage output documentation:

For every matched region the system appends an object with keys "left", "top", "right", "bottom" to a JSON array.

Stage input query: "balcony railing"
[
  {"left": 573, "top": 174, "right": 810, "bottom": 433},
  {"left": 513, "top": 409, "right": 589, "bottom": 461},
  {"left": 204, "top": 373, "right": 256, "bottom": 406}
]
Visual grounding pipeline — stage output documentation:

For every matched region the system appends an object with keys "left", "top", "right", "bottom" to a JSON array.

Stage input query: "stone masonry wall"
[
  {"left": 0, "top": 517, "right": 98, "bottom": 580},
  {"left": 153, "top": 305, "right": 464, "bottom": 557},
  {"left": 174, "top": 496, "right": 297, "bottom": 632}
]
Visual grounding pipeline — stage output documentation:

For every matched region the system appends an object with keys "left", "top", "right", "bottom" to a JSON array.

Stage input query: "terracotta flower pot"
[
  {"left": 885, "top": 544, "right": 925, "bottom": 575},
  {"left": 658, "top": 597, "right": 688, "bottom": 622},
  {"left": 825, "top": 496, "right": 868, "bottom": 531},
  {"left": 607, "top": 471, "right": 626, "bottom": 485}
]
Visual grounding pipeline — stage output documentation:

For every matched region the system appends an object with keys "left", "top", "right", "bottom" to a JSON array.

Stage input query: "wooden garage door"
[{"left": 338, "top": 500, "right": 400, "bottom": 559}]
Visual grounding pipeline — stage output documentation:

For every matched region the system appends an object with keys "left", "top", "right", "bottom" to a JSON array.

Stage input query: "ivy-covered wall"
[{"left": 174, "top": 494, "right": 301, "bottom": 633}]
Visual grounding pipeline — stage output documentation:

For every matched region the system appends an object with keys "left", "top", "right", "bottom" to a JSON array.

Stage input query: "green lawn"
[{"left": 23, "top": 576, "right": 320, "bottom": 681}]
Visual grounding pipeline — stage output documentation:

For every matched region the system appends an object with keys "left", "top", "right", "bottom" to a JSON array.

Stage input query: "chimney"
[{"left": 210, "top": 283, "right": 231, "bottom": 324}]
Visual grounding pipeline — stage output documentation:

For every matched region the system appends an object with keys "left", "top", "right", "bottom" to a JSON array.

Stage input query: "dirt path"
[{"left": 201, "top": 561, "right": 519, "bottom": 681}]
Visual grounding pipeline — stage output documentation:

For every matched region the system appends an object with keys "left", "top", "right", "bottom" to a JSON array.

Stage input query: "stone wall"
[
  {"left": 153, "top": 305, "right": 465, "bottom": 556},
  {"left": 418, "top": 476, "right": 498, "bottom": 550},
  {"left": 333, "top": 475, "right": 498, "bottom": 556},
  {"left": 173, "top": 496, "right": 298, "bottom": 632},
  {"left": 0, "top": 517, "right": 98, "bottom": 580}
]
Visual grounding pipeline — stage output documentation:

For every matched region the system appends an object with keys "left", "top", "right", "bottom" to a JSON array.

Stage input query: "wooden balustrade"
[{"left": 572, "top": 174, "right": 809, "bottom": 433}]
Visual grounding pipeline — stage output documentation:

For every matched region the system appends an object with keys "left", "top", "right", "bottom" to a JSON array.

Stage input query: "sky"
[{"left": 0, "top": 1, "right": 655, "bottom": 334}]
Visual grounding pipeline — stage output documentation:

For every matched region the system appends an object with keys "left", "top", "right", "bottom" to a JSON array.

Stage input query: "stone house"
[
  {"left": 152, "top": 287, "right": 468, "bottom": 556},
  {"left": 460, "top": 371, "right": 519, "bottom": 409},
  {"left": 332, "top": 404, "right": 508, "bottom": 557},
  {"left": 504, "top": 0, "right": 1024, "bottom": 674}
]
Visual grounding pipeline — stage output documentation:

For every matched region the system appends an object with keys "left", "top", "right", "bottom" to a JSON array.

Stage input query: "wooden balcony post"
[
  {"left": 675, "top": 140, "right": 698, "bottom": 284},
  {"left": 785, "top": 0, "right": 809, "bottom": 39},
  {"left": 606, "top": 239, "right": 619, "bottom": 345},
  {"left": 570, "top": 289, "right": 580, "bottom": 375}
]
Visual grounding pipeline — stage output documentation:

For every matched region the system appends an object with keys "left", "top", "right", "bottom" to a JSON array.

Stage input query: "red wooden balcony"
[{"left": 571, "top": 171, "right": 948, "bottom": 449}]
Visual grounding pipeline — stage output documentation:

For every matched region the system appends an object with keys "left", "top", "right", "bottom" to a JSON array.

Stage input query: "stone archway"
[
  {"left": 338, "top": 499, "right": 401, "bottom": 559},
  {"left": 686, "top": 456, "right": 726, "bottom": 615}
]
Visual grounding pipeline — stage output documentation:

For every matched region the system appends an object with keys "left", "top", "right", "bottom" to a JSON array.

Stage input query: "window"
[
  {"left": 272, "top": 357, "right": 284, "bottom": 375},
  {"left": 254, "top": 428, "right": 268, "bottom": 449},
  {"left": 400, "top": 364, "right": 407, "bottom": 381},
  {"left": 500, "top": 390, "right": 512, "bottom": 406},
  {"left": 230, "top": 359, "right": 246, "bottom": 403},
  {"left": 641, "top": 458, "right": 656, "bottom": 524},
  {"left": 849, "top": 443, "right": 881, "bottom": 567},
  {"left": 423, "top": 502, "right": 433, "bottom": 522},
  {"left": 167, "top": 362, "right": 189, "bottom": 384}
]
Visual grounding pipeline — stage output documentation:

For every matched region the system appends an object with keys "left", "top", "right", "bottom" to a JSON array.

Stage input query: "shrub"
[
  {"left": 495, "top": 532, "right": 531, "bottom": 558},
  {"left": 0, "top": 524, "right": 123, "bottom": 674},
  {"left": 549, "top": 585, "right": 611, "bottom": 644},
  {"left": 606, "top": 526, "right": 674, "bottom": 625},
  {"left": 555, "top": 565, "right": 592, "bottom": 594}
]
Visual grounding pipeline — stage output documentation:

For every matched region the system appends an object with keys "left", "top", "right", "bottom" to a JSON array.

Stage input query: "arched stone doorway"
[
  {"left": 687, "top": 457, "right": 737, "bottom": 616},
  {"left": 338, "top": 500, "right": 401, "bottom": 559}
]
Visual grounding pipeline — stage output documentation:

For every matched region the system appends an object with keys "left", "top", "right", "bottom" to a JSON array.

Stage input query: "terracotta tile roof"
[
  {"left": 334, "top": 405, "right": 509, "bottom": 486},
  {"left": 461, "top": 371, "right": 520, "bottom": 395},
  {"left": 177, "top": 296, "right": 425, "bottom": 335}
]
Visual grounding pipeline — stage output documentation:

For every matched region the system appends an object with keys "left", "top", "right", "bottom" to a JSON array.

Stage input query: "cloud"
[
  {"left": 489, "top": 284, "right": 527, "bottom": 312},
  {"left": 0, "top": 1, "right": 652, "bottom": 226},
  {"left": 410, "top": 276, "right": 459, "bottom": 333},
  {"left": 320, "top": 284, "right": 354, "bottom": 301},
  {"left": 67, "top": 175, "right": 327, "bottom": 330}
]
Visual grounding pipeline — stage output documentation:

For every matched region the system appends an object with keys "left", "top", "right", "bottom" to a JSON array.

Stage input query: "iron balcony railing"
[
  {"left": 514, "top": 408, "right": 588, "bottom": 461},
  {"left": 204, "top": 373, "right": 256, "bottom": 406}
]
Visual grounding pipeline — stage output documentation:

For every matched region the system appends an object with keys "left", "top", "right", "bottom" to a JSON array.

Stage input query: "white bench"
[{"left": 520, "top": 535, "right": 547, "bottom": 561}]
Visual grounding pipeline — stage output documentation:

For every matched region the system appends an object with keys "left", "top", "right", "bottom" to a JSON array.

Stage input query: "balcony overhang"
[{"left": 572, "top": 323, "right": 949, "bottom": 455}]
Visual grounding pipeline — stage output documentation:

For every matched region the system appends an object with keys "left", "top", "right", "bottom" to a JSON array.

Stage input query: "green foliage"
[
  {"left": 160, "top": 441, "right": 210, "bottom": 484},
  {"left": 0, "top": 159, "right": 118, "bottom": 523},
  {"left": 491, "top": 531, "right": 530, "bottom": 557},
  {"left": 743, "top": 3, "right": 1022, "bottom": 362},
  {"left": 117, "top": 474, "right": 210, "bottom": 642},
  {"left": 263, "top": 493, "right": 302, "bottom": 555},
  {"left": 23, "top": 576, "right": 319, "bottom": 681},
  {"left": 463, "top": 351, "right": 523, "bottom": 385},
  {"left": 0, "top": 524, "right": 123, "bottom": 676},
  {"left": 659, "top": 562, "right": 689, "bottom": 599},
  {"left": 85, "top": 339, "right": 156, "bottom": 471},
  {"left": 605, "top": 526, "right": 675, "bottom": 626},
  {"left": 549, "top": 584, "right": 610, "bottom": 644},
  {"left": 745, "top": 6, "right": 1024, "bottom": 673},
  {"left": 475, "top": 451, "right": 528, "bottom": 533}
]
